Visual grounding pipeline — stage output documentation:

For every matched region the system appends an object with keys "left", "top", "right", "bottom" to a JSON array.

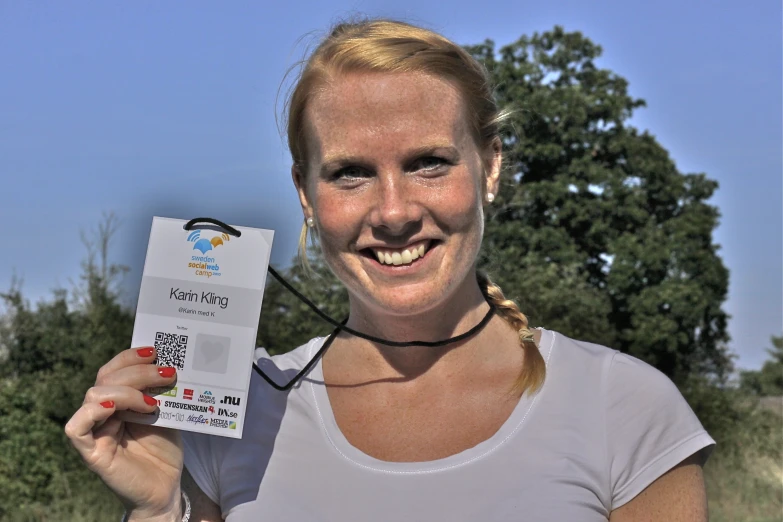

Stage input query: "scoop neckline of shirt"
[{"left": 308, "top": 327, "right": 556, "bottom": 474}]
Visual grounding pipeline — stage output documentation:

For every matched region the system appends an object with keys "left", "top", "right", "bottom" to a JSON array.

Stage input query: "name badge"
[{"left": 118, "top": 217, "right": 274, "bottom": 438}]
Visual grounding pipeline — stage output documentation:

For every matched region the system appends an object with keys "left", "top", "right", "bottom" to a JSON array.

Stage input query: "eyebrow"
[{"left": 319, "top": 144, "right": 461, "bottom": 175}]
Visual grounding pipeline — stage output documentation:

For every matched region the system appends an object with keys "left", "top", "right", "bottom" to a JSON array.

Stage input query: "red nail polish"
[
  {"left": 137, "top": 347, "right": 154, "bottom": 358},
  {"left": 143, "top": 395, "right": 157, "bottom": 406},
  {"left": 100, "top": 401, "right": 115, "bottom": 408},
  {"left": 158, "top": 367, "right": 176, "bottom": 378}
]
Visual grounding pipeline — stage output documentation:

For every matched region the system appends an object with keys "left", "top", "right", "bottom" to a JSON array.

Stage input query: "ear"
[
  {"left": 484, "top": 137, "right": 502, "bottom": 200},
  {"left": 292, "top": 165, "right": 313, "bottom": 220}
]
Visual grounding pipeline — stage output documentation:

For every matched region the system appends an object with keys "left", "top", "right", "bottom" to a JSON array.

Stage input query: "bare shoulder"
[
  {"left": 609, "top": 453, "right": 708, "bottom": 522},
  {"left": 182, "top": 467, "right": 224, "bottom": 522}
]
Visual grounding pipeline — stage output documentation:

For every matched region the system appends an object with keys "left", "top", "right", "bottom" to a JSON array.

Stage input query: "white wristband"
[{"left": 121, "top": 490, "right": 191, "bottom": 522}]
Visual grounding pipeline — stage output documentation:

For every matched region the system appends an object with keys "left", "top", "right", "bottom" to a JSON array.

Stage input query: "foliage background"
[{"left": 0, "top": 27, "right": 780, "bottom": 522}]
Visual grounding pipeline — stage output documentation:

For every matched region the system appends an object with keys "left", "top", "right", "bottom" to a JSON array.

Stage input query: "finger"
[
  {"left": 92, "top": 417, "right": 123, "bottom": 441},
  {"left": 83, "top": 385, "right": 161, "bottom": 414},
  {"left": 95, "top": 362, "right": 178, "bottom": 391},
  {"left": 65, "top": 401, "right": 117, "bottom": 455},
  {"left": 95, "top": 346, "right": 157, "bottom": 385}
]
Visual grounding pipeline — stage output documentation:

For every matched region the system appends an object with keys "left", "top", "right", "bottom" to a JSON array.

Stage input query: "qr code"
[{"left": 154, "top": 332, "right": 188, "bottom": 370}]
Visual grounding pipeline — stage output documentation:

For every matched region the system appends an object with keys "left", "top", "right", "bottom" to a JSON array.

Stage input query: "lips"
[{"left": 365, "top": 240, "right": 432, "bottom": 266}]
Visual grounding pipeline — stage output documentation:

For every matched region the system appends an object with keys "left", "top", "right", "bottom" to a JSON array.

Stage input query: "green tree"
[
  {"left": 0, "top": 216, "right": 129, "bottom": 520},
  {"left": 740, "top": 336, "right": 783, "bottom": 396},
  {"left": 464, "top": 27, "right": 731, "bottom": 384}
]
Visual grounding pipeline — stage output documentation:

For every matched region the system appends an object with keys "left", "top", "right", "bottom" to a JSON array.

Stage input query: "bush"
[{"left": 684, "top": 378, "right": 783, "bottom": 521}]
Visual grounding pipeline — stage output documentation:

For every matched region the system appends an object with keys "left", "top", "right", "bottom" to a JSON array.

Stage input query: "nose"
[{"left": 368, "top": 173, "right": 423, "bottom": 235}]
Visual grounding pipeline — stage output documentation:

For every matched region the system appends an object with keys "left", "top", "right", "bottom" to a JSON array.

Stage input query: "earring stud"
[
  {"left": 487, "top": 193, "right": 495, "bottom": 203},
  {"left": 306, "top": 217, "right": 315, "bottom": 228}
]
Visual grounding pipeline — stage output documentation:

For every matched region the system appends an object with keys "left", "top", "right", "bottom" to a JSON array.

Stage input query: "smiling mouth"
[{"left": 362, "top": 240, "right": 434, "bottom": 267}]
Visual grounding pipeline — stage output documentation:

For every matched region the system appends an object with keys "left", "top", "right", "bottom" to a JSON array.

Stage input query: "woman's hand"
[{"left": 65, "top": 346, "right": 184, "bottom": 521}]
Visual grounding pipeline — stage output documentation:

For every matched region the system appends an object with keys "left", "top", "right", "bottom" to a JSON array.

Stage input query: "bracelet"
[{"left": 120, "top": 489, "right": 191, "bottom": 522}]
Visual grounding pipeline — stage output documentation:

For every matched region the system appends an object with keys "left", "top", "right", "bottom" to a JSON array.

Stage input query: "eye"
[
  {"left": 410, "top": 156, "right": 450, "bottom": 173},
  {"left": 331, "top": 166, "right": 371, "bottom": 181}
]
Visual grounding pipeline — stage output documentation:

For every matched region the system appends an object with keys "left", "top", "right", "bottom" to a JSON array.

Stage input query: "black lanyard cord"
[
  {"left": 266, "top": 265, "right": 496, "bottom": 348},
  {"left": 259, "top": 266, "right": 496, "bottom": 390},
  {"left": 253, "top": 323, "right": 343, "bottom": 391}
]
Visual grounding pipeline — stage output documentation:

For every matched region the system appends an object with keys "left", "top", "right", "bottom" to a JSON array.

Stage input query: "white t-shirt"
[{"left": 183, "top": 329, "right": 714, "bottom": 521}]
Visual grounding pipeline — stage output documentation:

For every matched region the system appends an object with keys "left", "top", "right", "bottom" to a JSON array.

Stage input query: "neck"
[{"left": 334, "top": 275, "right": 496, "bottom": 380}]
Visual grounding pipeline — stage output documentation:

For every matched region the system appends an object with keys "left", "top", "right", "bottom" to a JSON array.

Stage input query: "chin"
[{"left": 356, "top": 282, "right": 456, "bottom": 318}]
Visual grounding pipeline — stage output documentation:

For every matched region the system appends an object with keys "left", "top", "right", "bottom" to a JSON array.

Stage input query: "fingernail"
[
  {"left": 158, "top": 367, "right": 176, "bottom": 378},
  {"left": 100, "top": 401, "right": 115, "bottom": 408},
  {"left": 143, "top": 395, "right": 158, "bottom": 406},
  {"left": 137, "top": 347, "right": 154, "bottom": 358}
]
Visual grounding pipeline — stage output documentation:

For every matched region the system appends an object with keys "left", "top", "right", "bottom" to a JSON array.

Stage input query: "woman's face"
[{"left": 294, "top": 71, "right": 500, "bottom": 317}]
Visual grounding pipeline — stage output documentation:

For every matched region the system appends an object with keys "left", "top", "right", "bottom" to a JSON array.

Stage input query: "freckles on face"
[{"left": 299, "top": 71, "right": 488, "bottom": 313}]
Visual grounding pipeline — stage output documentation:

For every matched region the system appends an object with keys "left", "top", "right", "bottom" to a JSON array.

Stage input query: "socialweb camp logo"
[
  {"left": 186, "top": 230, "right": 230, "bottom": 278},
  {"left": 187, "top": 230, "right": 231, "bottom": 254}
]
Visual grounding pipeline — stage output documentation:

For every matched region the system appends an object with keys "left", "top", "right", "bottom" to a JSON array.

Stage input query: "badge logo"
[
  {"left": 198, "top": 390, "right": 216, "bottom": 404},
  {"left": 187, "top": 230, "right": 230, "bottom": 255},
  {"left": 210, "top": 418, "right": 229, "bottom": 428},
  {"left": 186, "top": 230, "right": 229, "bottom": 279},
  {"left": 186, "top": 414, "right": 209, "bottom": 425},
  {"left": 220, "top": 395, "right": 240, "bottom": 406},
  {"left": 149, "top": 386, "right": 177, "bottom": 398},
  {"left": 217, "top": 407, "right": 238, "bottom": 418}
]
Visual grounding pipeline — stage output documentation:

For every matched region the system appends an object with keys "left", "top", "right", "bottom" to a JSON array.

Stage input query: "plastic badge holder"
[{"left": 118, "top": 217, "right": 274, "bottom": 439}]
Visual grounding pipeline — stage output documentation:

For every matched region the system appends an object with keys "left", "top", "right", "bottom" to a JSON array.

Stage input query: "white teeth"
[{"left": 372, "top": 243, "right": 429, "bottom": 265}]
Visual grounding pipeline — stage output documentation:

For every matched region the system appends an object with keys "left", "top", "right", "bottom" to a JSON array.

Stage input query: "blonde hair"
[
  {"left": 478, "top": 272, "right": 546, "bottom": 395},
  {"left": 285, "top": 18, "right": 545, "bottom": 395}
]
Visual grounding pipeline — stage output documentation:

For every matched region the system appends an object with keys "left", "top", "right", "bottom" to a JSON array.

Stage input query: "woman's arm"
[
  {"left": 609, "top": 454, "right": 708, "bottom": 522},
  {"left": 182, "top": 467, "right": 224, "bottom": 522}
]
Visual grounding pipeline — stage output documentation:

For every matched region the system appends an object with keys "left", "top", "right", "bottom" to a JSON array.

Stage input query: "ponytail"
[{"left": 477, "top": 272, "right": 546, "bottom": 395}]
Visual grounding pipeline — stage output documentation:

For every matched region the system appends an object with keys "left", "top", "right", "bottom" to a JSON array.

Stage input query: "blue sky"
[{"left": 1, "top": 0, "right": 780, "bottom": 371}]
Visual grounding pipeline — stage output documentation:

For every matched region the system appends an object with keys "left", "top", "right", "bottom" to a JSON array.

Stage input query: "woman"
[{"left": 65, "top": 19, "right": 714, "bottom": 521}]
